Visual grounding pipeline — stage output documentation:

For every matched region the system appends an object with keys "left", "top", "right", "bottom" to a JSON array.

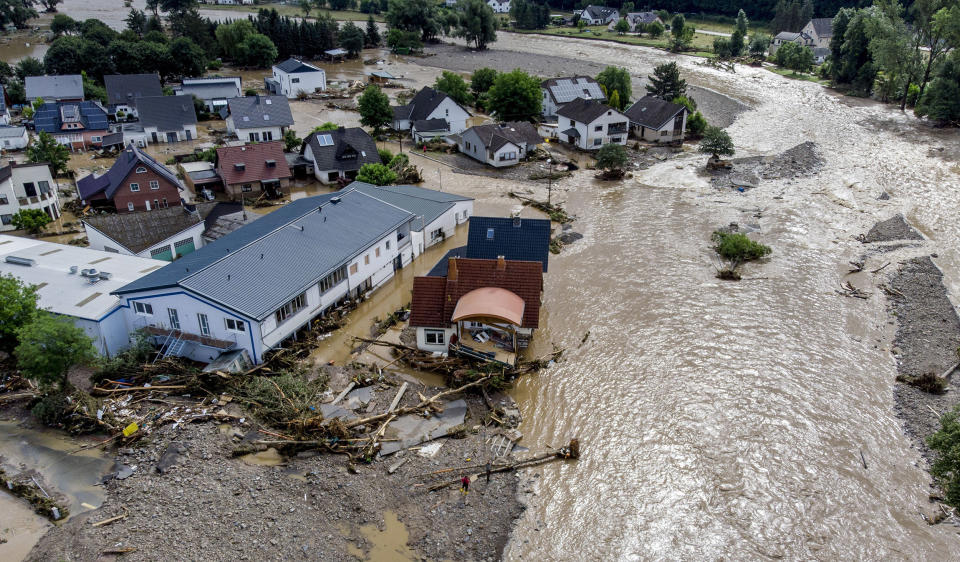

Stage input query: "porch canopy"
[{"left": 451, "top": 287, "right": 525, "bottom": 326}]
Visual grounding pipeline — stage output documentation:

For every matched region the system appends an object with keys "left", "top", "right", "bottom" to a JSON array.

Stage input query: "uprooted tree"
[
  {"left": 928, "top": 404, "right": 960, "bottom": 507},
  {"left": 594, "top": 143, "right": 628, "bottom": 180},
  {"left": 711, "top": 230, "right": 771, "bottom": 280}
]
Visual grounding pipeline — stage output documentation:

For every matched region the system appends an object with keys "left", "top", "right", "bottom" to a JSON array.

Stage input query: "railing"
[
  {"left": 144, "top": 325, "right": 237, "bottom": 350},
  {"left": 449, "top": 342, "right": 515, "bottom": 367},
  {"left": 607, "top": 124, "right": 628, "bottom": 135}
]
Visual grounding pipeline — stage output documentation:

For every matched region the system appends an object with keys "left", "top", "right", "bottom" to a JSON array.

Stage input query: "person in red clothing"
[{"left": 460, "top": 474, "right": 470, "bottom": 494}]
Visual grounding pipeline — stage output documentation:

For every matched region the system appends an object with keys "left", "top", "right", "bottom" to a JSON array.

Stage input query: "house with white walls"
[
  {"left": 0, "top": 126, "right": 29, "bottom": 150},
  {"left": 177, "top": 76, "right": 242, "bottom": 113},
  {"left": 82, "top": 203, "right": 216, "bottom": 260},
  {"left": 556, "top": 98, "right": 629, "bottom": 150},
  {"left": 623, "top": 96, "right": 687, "bottom": 143},
  {"left": 458, "top": 122, "right": 543, "bottom": 167},
  {"left": 0, "top": 162, "right": 61, "bottom": 231},
  {"left": 137, "top": 95, "right": 199, "bottom": 144},
  {"left": 223, "top": 95, "right": 294, "bottom": 143},
  {"left": 111, "top": 187, "right": 421, "bottom": 365},
  {"left": 265, "top": 58, "right": 327, "bottom": 98},
  {"left": 391, "top": 87, "right": 470, "bottom": 135},
  {"left": 0, "top": 235, "right": 162, "bottom": 357},
  {"left": 487, "top": 0, "right": 510, "bottom": 13}
]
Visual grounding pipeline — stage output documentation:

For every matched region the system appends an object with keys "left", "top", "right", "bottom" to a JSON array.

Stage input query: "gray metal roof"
[
  {"left": 83, "top": 203, "right": 215, "bottom": 253},
  {"left": 0, "top": 126, "right": 26, "bottom": 138},
  {"left": 392, "top": 87, "right": 468, "bottom": 123},
  {"left": 274, "top": 58, "right": 322, "bottom": 73},
  {"left": 412, "top": 118, "right": 449, "bottom": 132},
  {"left": 542, "top": 76, "right": 606, "bottom": 105},
  {"left": 349, "top": 181, "right": 458, "bottom": 230},
  {"left": 376, "top": 184, "right": 473, "bottom": 203},
  {"left": 465, "top": 121, "right": 542, "bottom": 152},
  {"left": 179, "top": 78, "right": 241, "bottom": 101},
  {"left": 114, "top": 188, "right": 416, "bottom": 320},
  {"left": 25, "top": 75, "right": 83, "bottom": 100},
  {"left": 557, "top": 98, "right": 624, "bottom": 124},
  {"left": 104, "top": 74, "right": 163, "bottom": 107},
  {"left": 137, "top": 95, "right": 198, "bottom": 131},
  {"left": 227, "top": 95, "right": 294, "bottom": 128}
]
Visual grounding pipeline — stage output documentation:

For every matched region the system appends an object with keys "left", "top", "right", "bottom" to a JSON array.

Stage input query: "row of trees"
[{"left": 384, "top": 0, "right": 498, "bottom": 50}]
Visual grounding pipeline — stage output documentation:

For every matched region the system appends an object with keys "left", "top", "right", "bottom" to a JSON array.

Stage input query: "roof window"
[{"left": 486, "top": 228, "right": 494, "bottom": 240}]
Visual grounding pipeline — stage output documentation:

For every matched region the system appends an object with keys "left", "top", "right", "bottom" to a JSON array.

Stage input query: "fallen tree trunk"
[{"left": 425, "top": 439, "right": 580, "bottom": 491}]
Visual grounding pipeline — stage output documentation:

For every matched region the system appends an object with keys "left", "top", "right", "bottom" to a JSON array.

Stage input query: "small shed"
[
  {"left": 369, "top": 70, "right": 396, "bottom": 85},
  {"left": 324, "top": 48, "right": 348, "bottom": 62}
]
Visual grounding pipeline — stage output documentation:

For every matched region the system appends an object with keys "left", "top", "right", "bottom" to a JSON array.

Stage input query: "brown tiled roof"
[
  {"left": 409, "top": 258, "right": 543, "bottom": 329},
  {"left": 216, "top": 141, "right": 291, "bottom": 186}
]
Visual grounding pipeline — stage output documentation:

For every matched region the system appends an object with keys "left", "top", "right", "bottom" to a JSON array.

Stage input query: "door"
[
  {"left": 145, "top": 200, "right": 151, "bottom": 211},
  {"left": 151, "top": 132, "right": 158, "bottom": 143},
  {"left": 393, "top": 254, "right": 403, "bottom": 271},
  {"left": 185, "top": 129, "right": 192, "bottom": 140},
  {"left": 166, "top": 132, "right": 178, "bottom": 143}
]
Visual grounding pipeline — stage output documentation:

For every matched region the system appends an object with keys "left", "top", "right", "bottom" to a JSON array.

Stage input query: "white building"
[
  {"left": 459, "top": 122, "right": 543, "bottom": 168},
  {"left": 83, "top": 203, "right": 215, "bottom": 260},
  {"left": 0, "top": 235, "right": 161, "bottom": 357},
  {"left": 266, "top": 58, "right": 327, "bottom": 99},
  {"left": 487, "top": 0, "right": 510, "bottom": 13},
  {"left": 392, "top": 87, "right": 471, "bottom": 135},
  {"left": 111, "top": 188, "right": 423, "bottom": 365},
  {"left": 556, "top": 98, "right": 629, "bottom": 150},
  {"left": 623, "top": 96, "right": 687, "bottom": 143},
  {"left": 137, "top": 95, "right": 199, "bottom": 144},
  {"left": 224, "top": 95, "right": 294, "bottom": 143},
  {"left": 177, "top": 76, "right": 242, "bottom": 113},
  {"left": 541, "top": 76, "right": 607, "bottom": 118},
  {"left": 0, "top": 126, "right": 29, "bottom": 150},
  {"left": 578, "top": 5, "right": 619, "bottom": 25},
  {"left": 0, "top": 162, "right": 61, "bottom": 231}
]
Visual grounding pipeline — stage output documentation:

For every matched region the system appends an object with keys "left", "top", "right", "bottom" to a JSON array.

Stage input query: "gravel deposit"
[
  {"left": 887, "top": 256, "right": 960, "bottom": 464},
  {"left": 863, "top": 214, "right": 925, "bottom": 243},
  {"left": 707, "top": 142, "right": 823, "bottom": 191}
]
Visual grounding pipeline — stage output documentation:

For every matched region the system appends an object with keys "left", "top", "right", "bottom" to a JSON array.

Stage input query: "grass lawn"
[
  {"left": 684, "top": 17, "right": 771, "bottom": 36},
  {"left": 512, "top": 26, "right": 716, "bottom": 58},
  {"left": 203, "top": 4, "right": 383, "bottom": 21},
  {"left": 766, "top": 66, "right": 829, "bottom": 84}
]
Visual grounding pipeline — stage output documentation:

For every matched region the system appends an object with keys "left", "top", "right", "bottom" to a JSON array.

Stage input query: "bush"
[
  {"left": 595, "top": 143, "right": 628, "bottom": 173},
  {"left": 906, "top": 83, "right": 921, "bottom": 107},
  {"left": 207, "top": 59, "right": 222, "bottom": 70},
  {"left": 686, "top": 111, "right": 707, "bottom": 137},
  {"left": 356, "top": 162, "right": 398, "bottom": 185},
  {"left": 378, "top": 148, "right": 394, "bottom": 164},
  {"left": 711, "top": 231, "right": 771, "bottom": 263},
  {"left": 928, "top": 405, "right": 960, "bottom": 506},
  {"left": 11, "top": 208, "right": 51, "bottom": 234},
  {"left": 236, "top": 371, "right": 328, "bottom": 429},
  {"left": 31, "top": 392, "right": 71, "bottom": 428}
]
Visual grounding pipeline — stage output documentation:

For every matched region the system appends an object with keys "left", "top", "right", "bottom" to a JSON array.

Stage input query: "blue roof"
[
  {"left": 34, "top": 101, "right": 108, "bottom": 135},
  {"left": 465, "top": 216, "right": 551, "bottom": 272},
  {"left": 427, "top": 246, "right": 466, "bottom": 277},
  {"left": 113, "top": 188, "right": 416, "bottom": 320},
  {"left": 347, "top": 181, "right": 465, "bottom": 231}
]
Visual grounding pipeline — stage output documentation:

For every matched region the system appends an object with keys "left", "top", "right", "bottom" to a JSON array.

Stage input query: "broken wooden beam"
[{"left": 387, "top": 382, "right": 408, "bottom": 413}]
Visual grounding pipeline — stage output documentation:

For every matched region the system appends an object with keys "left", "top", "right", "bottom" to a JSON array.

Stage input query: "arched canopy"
[{"left": 451, "top": 287, "right": 525, "bottom": 327}]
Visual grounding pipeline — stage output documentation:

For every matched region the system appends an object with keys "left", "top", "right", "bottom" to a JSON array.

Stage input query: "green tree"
[
  {"left": 699, "top": 125, "right": 734, "bottom": 158},
  {"left": 386, "top": 28, "right": 423, "bottom": 52},
  {"left": 646, "top": 62, "right": 686, "bottom": 101},
  {"left": 39, "top": 0, "right": 63, "bottom": 13},
  {"left": 470, "top": 67, "right": 497, "bottom": 95},
  {"left": 748, "top": 33, "right": 770, "bottom": 58},
  {"left": 15, "top": 57, "right": 44, "bottom": 81},
  {"left": 386, "top": 0, "right": 441, "bottom": 42},
  {"left": 125, "top": 8, "right": 147, "bottom": 36},
  {"left": 300, "top": 0, "right": 312, "bottom": 18},
  {"left": 834, "top": 8, "right": 878, "bottom": 95},
  {"left": 614, "top": 18, "right": 629, "bottom": 35},
  {"left": 730, "top": 8, "right": 748, "bottom": 57},
  {"left": 313, "top": 122, "right": 340, "bottom": 132},
  {"left": 169, "top": 37, "right": 206, "bottom": 79},
  {"left": 776, "top": 42, "right": 814, "bottom": 75},
  {"left": 647, "top": 21, "right": 664, "bottom": 38},
  {"left": 486, "top": 68, "right": 541, "bottom": 121},
  {"left": 596, "top": 66, "right": 631, "bottom": 109},
  {"left": 434, "top": 70, "right": 473, "bottom": 105},
  {"left": 711, "top": 230, "right": 771, "bottom": 279},
  {"left": 713, "top": 37, "right": 732, "bottom": 59},
  {"left": 608, "top": 90, "right": 621, "bottom": 111},
  {"left": 686, "top": 111, "right": 707, "bottom": 137},
  {"left": 340, "top": 21, "right": 366, "bottom": 57},
  {"left": 356, "top": 162, "right": 398, "bottom": 185},
  {"left": 455, "top": 0, "right": 497, "bottom": 50},
  {"left": 0, "top": 274, "right": 38, "bottom": 352},
  {"left": 238, "top": 33, "right": 278, "bottom": 68},
  {"left": 365, "top": 15, "right": 382, "bottom": 47},
  {"left": 51, "top": 13, "right": 77, "bottom": 35},
  {"left": 670, "top": 14, "right": 693, "bottom": 52},
  {"left": 378, "top": 147, "right": 394, "bottom": 163},
  {"left": 15, "top": 313, "right": 96, "bottom": 390},
  {"left": 915, "top": 51, "right": 960, "bottom": 125},
  {"left": 215, "top": 19, "right": 255, "bottom": 61},
  {"left": 595, "top": 142, "right": 627, "bottom": 173},
  {"left": 358, "top": 84, "right": 392, "bottom": 132},
  {"left": 43, "top": 36, "right": 86, "bottom": 76},
  {"left": 27, "top": 132, "right": 70, "bottom": 176},
  {"left": 914, "top": 0, "right": 960, "bottom": 101},
  {"left": 10, "top": 209, "right": 52, "bottom": 235},
  {"left": 284, "top": 129, "right": 303, "bottom": 152},
  {"left": 928, "top": 405, "right": 960, "bottom": 506}
]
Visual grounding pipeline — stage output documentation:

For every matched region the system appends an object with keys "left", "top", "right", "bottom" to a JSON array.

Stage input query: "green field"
[{"left": 203, "top": 4, "right": 384, "bottom": 21}]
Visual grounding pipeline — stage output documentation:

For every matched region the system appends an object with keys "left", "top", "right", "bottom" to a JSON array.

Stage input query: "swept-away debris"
[
  {"left": 837, "top": 281, "right": 872, "bottom": 299},
  {"left": 508, "top": 191, "right": 573, "bottom": 223}
]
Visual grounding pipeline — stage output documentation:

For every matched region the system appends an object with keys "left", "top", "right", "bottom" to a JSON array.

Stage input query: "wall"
[
  {"left": 0, "top": 166, "right": 61, "bottom": 231},
  {"left": 562, "top": 108, "right": 628, "bottom": 150},
  {"left": 636, "top": 111, "right": 687, "bottom": 143},
  {"left": 144, "top": 124, "right": 199, "bottom": 143},
  {"left": 0, "top": 131, "right": 28, "bottom": 150},
  {"left": 541, "top": 89, "right": 559, "bottom": 117},
  {"left": 224, "top": 177, "right": 291, "bottom": 200},
  {"left": 345, "top": 228, "right": 404, "bottom": 296},
  {"left": 110, "top": 166, "right": 182, "bottom": 213},
  {"left": 277, "top": 69, "right": 326, "bottom": 98},
  {"left": 427, "top": 98, "right": 470, "bottom": 134},
  {"left": 235, "top": 125, "right": 284, "bottom": 143},
  {"left": 415, "top": 326, "right": 455, "bottom": 353}
]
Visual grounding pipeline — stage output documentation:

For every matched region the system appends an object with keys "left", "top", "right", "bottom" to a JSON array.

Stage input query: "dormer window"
[
  {"left": 136, "top": 166, "right": 147, "bottom": 173},
  {"left": 264, "top": 114, "right": 270, "bottom": 120},
  {"left": 234, "top": 163, "right": 245, "bottom": 171},
  {"left": 265, "top": 160, "right": 276, "bottom": 168}
]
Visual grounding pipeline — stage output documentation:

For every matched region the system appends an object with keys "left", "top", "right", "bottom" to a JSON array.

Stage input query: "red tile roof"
[
  {"left": 216, "top": 141, "right": 291, "bottom": 186},
  {"left": 409, "top": 258, "right": 543, "bottom": 329}
]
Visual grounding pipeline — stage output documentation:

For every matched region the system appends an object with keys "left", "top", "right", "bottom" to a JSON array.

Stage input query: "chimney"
[
  {"left": 497, "top": 256, "right": 506, "bottom": 271},
  {"left": 513, "top": 216, "right": 521, "bottom": 228},
  {"left": 448, "top": 257, "right": 458, "bottom": 281}
]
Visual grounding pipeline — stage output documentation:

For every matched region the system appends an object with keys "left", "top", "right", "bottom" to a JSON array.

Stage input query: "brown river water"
[{"left": 4, "top": 7, "right": 960, "bottom": 560}]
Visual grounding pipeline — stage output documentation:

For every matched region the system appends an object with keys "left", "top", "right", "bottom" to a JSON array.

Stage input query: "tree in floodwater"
[
  {"left": 699, "top": 125, "right": 734, "bottom": 159},
  {"left": 928, "top": 404, "right": 960, "bottom": 506},
  {"left": 710, "top": 230, "right": 771, "bottom": 280}
]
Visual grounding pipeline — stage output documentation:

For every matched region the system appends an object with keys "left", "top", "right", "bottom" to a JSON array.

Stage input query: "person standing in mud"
[{"left": 460, "top": 474, "right": 470, "bottom": 494}]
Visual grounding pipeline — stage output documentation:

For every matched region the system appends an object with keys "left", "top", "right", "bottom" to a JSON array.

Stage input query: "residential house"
[
  {"left": 578, "top": 5, "right": 619, "bottom": 25},
  {"left": 179, "top": 161, "right": 223, "bottom": 194},
  {"left": 623, "top": 96, "right": 687, "bottom": 143},
  {"left": 487, "top": 0, "right": 510, "bottom": 13},
  {"left": 177, "top": 76, "right": 242, "bottom": 113},
  {"left": 77, "top": 143, "right": 184, "bottom": 213},
  {"left": 0, "top": 235, "right": 161, "bottom": 357},
  {"left": 410, "top": 256, "right": 543, "bottom": 366},
  {"left": 458, "top": 122, "right": 543, "bottom": 168},
  {"left": 0, "top": 126, "right": 29, "bottom": 150},
  {"left": 83, "top": 202, "right": 216, "bottom": 260},
  {"left": 611, "top": 11, "right": 663, "bottom": 33},
  {"left": 33, "top": 101, "right": 109, "bottom": 151},
  {"left": 349, "top": 182, "right": 473, "bottom": 254},
  {"left": 25, "top": 75, "right": 84, "bottom": 102},
  {"left": 266, "top": 58, "right": 326, "bottom": 99},
  {"left": 104, "top": 73, "right": 163, "bottom": 120},
  {"left": 802, "top": 18, "right": 833, "bottom": 49},
  {"left": 391, "top": 87, "right": 470, "bottom": 135},
  {"left": 541, "top": 76, "right": 607, "bottom": 118},
  {"left": 769, "top": 31, "right": 813, "bottom": 55},
  {"left": 812, "top": 47, "right": 830, "bottom": 65},
  {"left": 111, "top": 187, "right": 421, "bottom": 365},
  {"left": 0, "top": 162, "right": 61, "bottom": 230},
  {"left": 556, "top": 98, "right": 628, "bottom": 150},
  {"left": 0, "top": 86, "right": 10, "bottom": 125},
  {"left": 431, "top": 214, "right": 551, "bottom": 276},
  {"left": 411, "top": 119, "right": 451, "bottom": 143},
  {"left": 301, "top": 127, "right": 380, "bottom": 184},
  {"left": 137, "top": 95, "right": 199, "bottom": 144},
  {"left": 224, "top": 95, "right": 294, "bottom": 143},
  {"left": 215, "top": 141, "right": 292, "bottom": 200}
]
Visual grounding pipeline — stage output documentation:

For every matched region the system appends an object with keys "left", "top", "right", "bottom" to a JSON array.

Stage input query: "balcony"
[
  {"left": 144, "top": 325, "right": 237, "bottom": 350},
  {"left": 607, "top": 123, "right": 628, "bottom": 135}
]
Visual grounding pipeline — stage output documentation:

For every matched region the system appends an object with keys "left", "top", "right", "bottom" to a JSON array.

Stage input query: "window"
[
  {"left": 569, "top": 119, "right": 575, "bottom": 126},
  {"left": 499, "top": 152, "right": 517, "bottom": 161},
  {"left": 150, "top": 180, "right": 160, "bottom": 190},
  {"left": 274, "top": 292, "right": 307, "bottom": 324},
  {"left": 242, "top": 184, "right": 252, "bottom": 192},
  {"left": 23, "top": 182, "right": 36, "bottom": 197},
  {"left": 162, "top": 198, "right": 168, "bottom": 208},
  {"left": 349, "top": 263, "right": 358, "bottom": 275},
  {"left": 134, "top": 302, "right": 153, "bottom": 315},
  {"left": 130, "top": 183, "right": 140, "bottom": 192},
  {"left": 364, "top": 254, "right": 370, "bottom": 265},
  {"left": 0, "top": 195, "right": 8, "bottom": 205},
  {"left": 486, "top": 228, "right": 494, "bottom": 240},
  {"left": 292, "top": 77, "right": 300, "bottom": 83},
  {"left": 0, "top": 214, "right": 11, "bottom": 225},
  {"left": 249, "top": 132, "right": 260, "bottom": 142},
  {"left": 385, "top": 240, "right": 391, "bottom": 250},
  {"left": 91, "top": 136, "right": 102, "bottom": 142},
  {"left": 104, "top": 246, "right": 119, "bottom": 253},
  {"left": 136, "top": 166, "right": 147, "bottom": 173},
  {"left": 319, "top": 265, "right": 347, "bottom": 293},
  {"left": 375, "top": 247, "right": 381, "bottom": 258},
  {"left": 225, "top": 318, "right": 246, "bottom": 332},
  {"left": 150, "top": 245, "right": 170, "bottom": 257},
  {"left": 424, "top": 330, "right": 445, "bottom": 345},
  {"left": 462, "top": 210, "right": 469, "bottom": 219},
  {"left": 127, "top": 202, "right": 135, "bottom": 211},
  {"left": 430, "top": 228, "right": 444, "bottom": 240},
  {"left": 198, "top": 313, "right": 210, "bottom": 336},
  {"left": 593, "top": 138, "right": 602, "bottom": 146},
  {"left": 38, "top": 181, "right": 50, "bottom": 194},
  {"left": 168, "top": 308, "right": 180, "bottom": 330},
  {"left": 594, "top": 125, "right": 602, "bottom": 132},
  {"left": 263, "top": 131, "right": 273, "bottom": 141}
]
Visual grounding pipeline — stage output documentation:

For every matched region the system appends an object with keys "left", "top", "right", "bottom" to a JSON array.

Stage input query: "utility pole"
[
  {"left": 547, "top": 158, "right": 553, "bottom": 206},
  {"left": 437, "top": 168, "right": 442, "bottom": 191}
]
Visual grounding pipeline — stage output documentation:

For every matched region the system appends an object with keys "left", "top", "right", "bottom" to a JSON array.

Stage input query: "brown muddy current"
[{"left": 6, "top": 6, "right": 960, "bottom": 559}]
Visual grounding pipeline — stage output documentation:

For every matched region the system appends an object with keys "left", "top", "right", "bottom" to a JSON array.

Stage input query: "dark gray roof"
[
  {"left": 83, "top": 203, "right": 215, "bottom": 253},
  {"left": 393, "top": 87, "right": 467, "bottom": 123},
  {"left": 809, "top": 17, "right": 833, "bottom": 37},
  {"left": 393, "top": 104, "right": 413, "bottom": 120},
  {"left": 626, "top": 12, "right": 660, "bottom": 24},
  {"left": 466, "top": 216, "right": 551, "bottom": 272},
  {"left": 466, "top": 121, "right": 542, "bottom": 151},
  {"left": 427, "top": 246, "right": 466, "bottom": 277},
  {"left": 180, "top": 77, "right": 241, "bottom": 101},
  {"left": 104, "top": 74, "right": 163, "bottom": 107},
  {"left": 561, "top": 127, "right": 580, "bottom": 138},
  {"left": 376, "top": 184, "right": 472, "bottom": 203},
  {"left": 557, "top": 98, "right": 622, "bottom": 124},
  {"left": 34, "top": 101, "right": 109, "bottom": 134},
  {"left": 0, "top": 126, "right": 26, "bottom": 138},
  {"left": 137, "top": 95, "right": 198, "bottom": 131},
  {"left": 302, "top": 127, "right": 379, "bottom": 172},
  {"left": 113, "top": 188, "right": 416, "bottom": 320},
  {"left": 274, "top": 58, "right": 322, "bottom": 73},
  {"left": 349, "top": 181, "right": 464, "bottom": 230},
  {"left": 581, "top": 5, "right": 618, "bottom": 20},
  {"left": 774, "top": 31, "right": 802, "bottom": 41},
  {"left": 623, "top": 96, "right": 686, "bottom": 129},
  {"left": 25, "top": 75, "right": 83, "bottom": 100},
  {"left": 227, "top": 95, "right": 294, "bottom": 128},
  {"left": 541, "top": 76, "right": 606, "bottom": 105},
  {"left": 77, "top": 143, "right": 182, "bottom": 201},
  {"left": 101, "top": 132, "right": 124, "bottom": 146},
  {"left": 412, "top": 118, "right": 449, "bottom": 132}
]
